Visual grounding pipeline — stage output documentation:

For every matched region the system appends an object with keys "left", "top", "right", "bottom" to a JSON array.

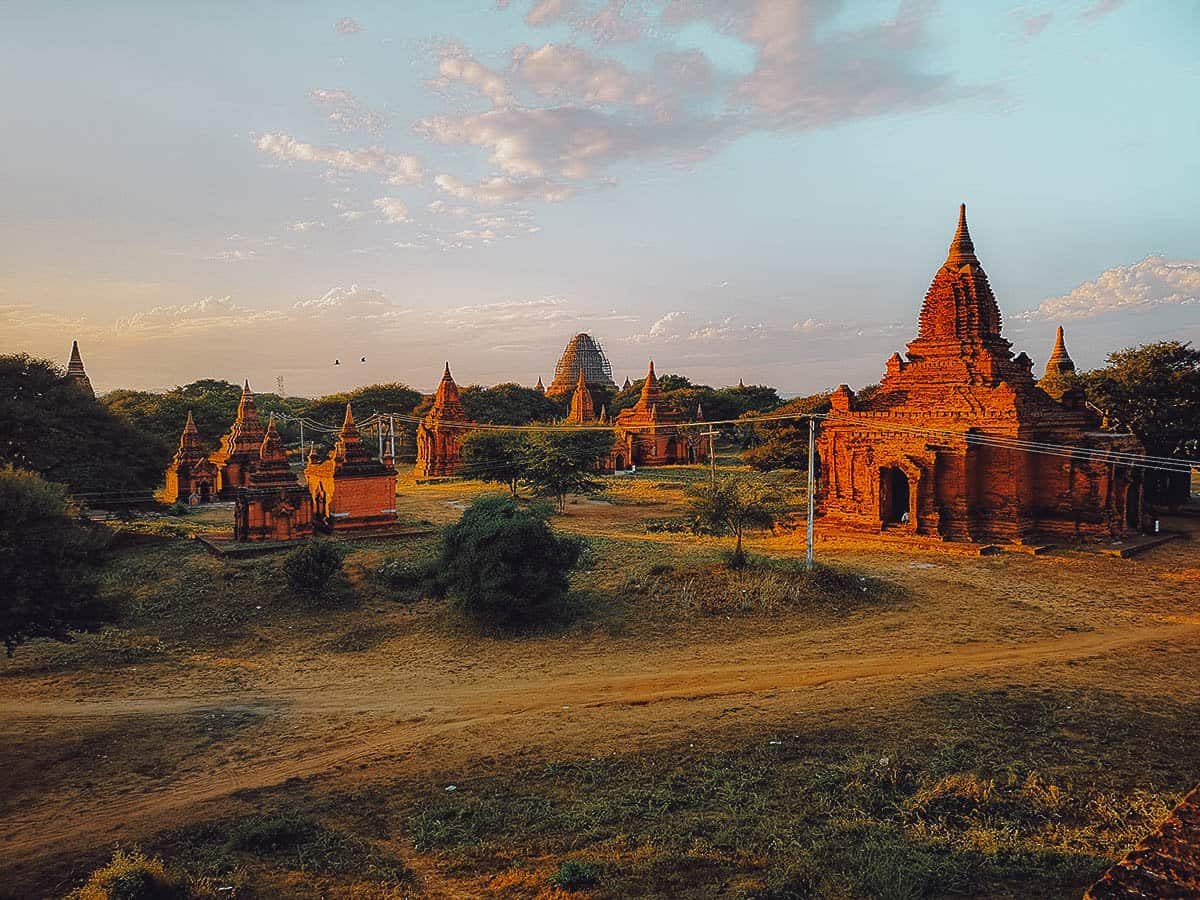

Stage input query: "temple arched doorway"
[
  {"left": 1126, "top": 482, "right": 1141, "bottom": 530},
  {"left": 615, "top": 454, "right": 625, "bottom": 471},
  {"left": 198, "top": 481, "right": 211, "bottom": 503},
  {"left": 882, "top": 466, "right": 911, "bottom": 525}
]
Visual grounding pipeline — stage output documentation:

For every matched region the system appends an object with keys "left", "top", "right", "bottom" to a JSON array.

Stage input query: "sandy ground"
[{"left": 1, "top": 473, "right": 1197, "bottom": 895}]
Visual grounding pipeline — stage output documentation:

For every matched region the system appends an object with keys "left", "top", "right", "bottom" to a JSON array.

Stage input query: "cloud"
[
  {"left": 115, "top": 297, "right": 284, "bottom": 334},
  {"left": 373, "top": 197, "right": 411, "bottom": 223},
  {"left": 439, "top": 295, "right": 636, "bottom": 331},
  {"left": 334, "top": 17, "right": 362, "bottom": 34},
  {"left": 627, "top": 310, "right": 769, "bottom": 344},
  {"left": 1081, "top": 0, "right": 1124, "bottom": 23},
  {"left": 255, "top": 133, "right": 423, "bottom": 185},
  {"left": 1022, "top": 12, "right": 1053, "bottom": 38},
  {"left": 308, "top": 88, "right": 388, "bottom": 134},
  {"left": 432, "top": 51, "right": 513, "bottom": 106},
  {"left": 524, "top": 0, "right": 647, "bottom": 43},
  {"left": 1021, "top": 256, "right": 1200, "bottom": 321},
  {"left": 285, "top": 220, "right": 325, "bottom": 233},
  {"left": 203, "top": 248, "right": 258, "bottom": 262},
  {"left": 433, "top": 172, "right": 573, "bottom": 204}
]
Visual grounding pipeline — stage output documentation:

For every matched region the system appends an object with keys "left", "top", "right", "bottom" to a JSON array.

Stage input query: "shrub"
[
  {"left": 436, "top": 494, "right": 582, "bottom": 628},
  {"left": 549, "top": 859, "right": 601, "bottom": 890},
  {"left": 69, "top": 848, "right": 188, "bottom": 900},
  {"left": 0, "top": 466, "right": 114, "bottom": 655},
  {"left": 281, "top": 540, "right": 346, "bottom": 603}
]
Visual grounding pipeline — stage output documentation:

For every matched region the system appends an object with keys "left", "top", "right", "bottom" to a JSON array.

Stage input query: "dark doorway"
[
  {"left": 615, "top": 454, "right": 625, "bottom": 471},
  {"left": 1126, "top": 483, "right": 1140, "bottom": 529},
  {"left": 883, "top": 467, "right": 910, "bottom": 524},
  {"left": 198, "top": 481, "right": 211, "bottom": 503},
  {"left": 688, "top": 446, "right": 696, "bottom": 463}
]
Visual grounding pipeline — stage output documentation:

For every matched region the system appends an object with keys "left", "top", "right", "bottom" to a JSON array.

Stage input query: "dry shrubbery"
[
  {"left": 69, "top": 849, "right": 187, "bottom": 900},
  {"left": 623, "top": 559, "right": 897, "bottom": 618}
]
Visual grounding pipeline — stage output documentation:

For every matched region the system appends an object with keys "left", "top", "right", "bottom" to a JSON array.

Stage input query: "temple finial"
[
  {"left": 243, "top": 379, "right": 251, "bottom": 393},
  {"left": 343, "top": 402, "right": 355, "bottom": 428},
  {"left": 946, "top": 202, "right": 977, "bottom": 266},
  {"left": 184, "top": 410, "right": 197, "bottom": 431},
  {"left": 443, "top": 361, "right": 451, "bottom": 378}
]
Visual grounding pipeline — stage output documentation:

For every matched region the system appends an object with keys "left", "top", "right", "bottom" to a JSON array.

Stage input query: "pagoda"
[
  {"left": 210, "top": 381, "right": 266, "bottom": 498},
  {"left": 233, "top": 416, "right": 313, "bottom": 542},
  {"left": 566, "top": 368, "right": 597, "bottom": 424},
  {"left": 66, "top": 341, "right": 94, "bottom": 398},
  {"left": 817, "top": 205, "right": 1143, "bottom": 542},
  {"left": 163, "top": 411, "right": 219, "bottom": 504},
  {"left": 415, "top": 363, "right": 473, "bottom": 477},
  {"left": 610, "top": 361, "right": 707, "bottom": 470},
  {"left": 546, "top": 333, "right": 616, "bottom": 398},
  {"left": 305, "top": 403, "right": 397, "bottom": 530},
  {"left": 1039, "top": 325, "right": 1078, "bottom": 400}
]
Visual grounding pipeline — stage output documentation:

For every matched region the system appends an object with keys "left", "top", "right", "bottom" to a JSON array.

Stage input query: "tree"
[
  {"left": 280, "top": 540, "right": 347, "bottom": 604},
  {"left": 0, "top": 466, "right": 113, "bottom": 655},
  {"left": 521, "top": 430, "right": 612, "bottom": 512},
  {"left": 0, "top": 354, "right": 163, "bottom": 494},
  {"left": 1082, "top": 341, "right": 1200, "bottom": 506},
  {"left": 436, "top": 494, "right": 582, "bottom": 628},
  {"left": 686, "top": 475, "right": 781, "bottom": 568},
  {"left": 460, "top": 383, "right": 561, "bottom": 424},
  {"left": 741, "top": 392, "right": 831, "bottom": 470},
  {"left": 461, "top": 430, "right": 530, "bottom": 496}
]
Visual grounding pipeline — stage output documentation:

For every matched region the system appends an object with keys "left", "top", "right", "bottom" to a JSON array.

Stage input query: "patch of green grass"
[{"left": 549, "top": 858, "right": 601, "bottom": 890}]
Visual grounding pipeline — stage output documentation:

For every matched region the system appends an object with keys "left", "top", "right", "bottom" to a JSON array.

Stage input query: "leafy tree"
[
  {"left": 460, "top": 383, "right": 562, "bottom": 424},
  {"left": 741, "top": 392, "right": 832, "bottom": 470},
  {"left": 686, "top": 474, "right": 781, "bottom": 568},
  {"left": 522, "top": 430, "right": 612, "bottom": 512},
  {"left": 0, "top": 466, "right": 113, "bottom": 655},
  {"left": 281, "top": 540, "right": 347, "bottom": 604},
  {"left": 436, "top": 494, "right": 582, "bottom": 628},
  {"left": 461, "top": 430, "right": 530, "bottom": 496},
  {"left": 1082, "top": 341, "right": 1200, "bottom": 506},
  {"left": 0, "top": 354, "right": 163, "bottom": 493}
]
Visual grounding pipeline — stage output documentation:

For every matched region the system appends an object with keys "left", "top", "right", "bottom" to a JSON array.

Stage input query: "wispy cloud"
[
  {"left": 1021, "top": 256, "right": 1200, "bottom": 320},
  {"left": 254, "top": 133, "right": 423, "bottom": 185},
  {"left": 334, "top": 17, "right": 362, "bottom": 34}
]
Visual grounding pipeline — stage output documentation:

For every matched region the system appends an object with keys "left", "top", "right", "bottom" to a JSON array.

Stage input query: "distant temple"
[
  {"left": 305, "top": 404, "right": 397, "bottom": 530},
  {"left": 566, "top": 368, "right": 597, "bottom": 424},
  {"left": 546, "top": 333, "right": 616, "bottom": 398},
  {"left": 1039, "top": 325, "right": 1077, "bottom": 400},
  {"left": 233, "top": 416, "right": 313, "bottom": 542},
  {"left": 415, "top": 363, "right": 473, "bottom": 477},
  {"left": 66, "top": 341, "right": 94, "bottom": 398},
  {"left": 817, "top": 205, "right": 1143, "bottom": 542},
  {"left": 609, "top": 361, "right": 707, "bottom": 470},
  {"left": 534, "top": 377, "right": 545, "bottom": 394},
  {"left": 210, "top": 381, "right": 266, "bottom": 499},
  {"left": 163, "top": 411, "right": 218, "bottom": 504}
]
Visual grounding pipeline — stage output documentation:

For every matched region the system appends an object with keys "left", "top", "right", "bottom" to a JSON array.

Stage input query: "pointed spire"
[
  {"left": 535, "top": 376, "right": 545, "bottom": 394},
  {"left": 236, "top": 379, "right": 260, "bottom": 424},
  {"left": 65, "top": 340, "right": 94, "bottom": 397},
  {"left": 176, "top": 410, "right": 203, "bottom": 453},
  {"left": 568, "top": 366, "right": 596, "bottom": 424},
  {"left": 622, "top": 376, "right": 632, "bottom": 391},
  {"left": 599, "top": 404, "right": 608, "bottom": 424},
  {"left": 637, "top": 359, "right": 664, "bottom": 411},
  {"left": 695, "top": 402, "right": 704, "bottom": 421},
  {"left": 946, "top": 203, "right": 978, "bottom": 267},
  {"left": 68, "top": 341, "right": 85, "bottom": 373},
  {"left": 738, "top": 378, "right": 745, "bottom": 390},
  {"left": 184, "top": 409, "right": 197, "bottom": 433},
  {"left": 647, "top": 360, "right": 657, "bottom": 384},
  {"left": 342, "top": 402, "right": 356, "bottom": 431},
  {"left": 260, "top": 414, "right": 286, "bottom": 462}
]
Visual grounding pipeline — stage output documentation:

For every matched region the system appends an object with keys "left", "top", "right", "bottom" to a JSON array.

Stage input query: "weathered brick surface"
[
  {"left": 210, "top": 381, "right": 267, "bottom": 499},
  {"left": 234, "top": 416, "right": 312, "bottom": 542},
  {"left": 1084, "top": 785, "right": 1200, "bottom": 898},
  {"left": 609, "top": 361, "right": 707, "bottom": 471},
  {"left": 305, "top": 403, "right": 397, "bottom": 530},
  {"left": 415, "top": 363, "right": 472, "bottom": 477},
  {"left": 817, "top": 206, "right": 1144, "bottom": 543},
  {"left": 546, "top": 332, "right": 616, "bottom": 398},
  {"left": 163, "top": 410, "right": 218, "bottom": 503}
]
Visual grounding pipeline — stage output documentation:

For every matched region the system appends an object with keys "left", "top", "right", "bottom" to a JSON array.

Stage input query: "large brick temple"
[
  {"left": 610, "top": 361, "right": 707, "bottom": 470},
  {"left": 415, "top": 363, "right": 473, "bottom": 477},
  {"left": 233, "top": 415, "right": 313, "bottom": 542},
  {"left": 163, "top": 411, "right": 219, "bottom": 504},
  {"left": 816, "top": 205, "right": 1144, "bottom": 543},
  {"left": 210, "top": 381, "right": 266, "bottom": 499},
  {"left": 546, "top": 332, "right": 617, "bottom": 399}
]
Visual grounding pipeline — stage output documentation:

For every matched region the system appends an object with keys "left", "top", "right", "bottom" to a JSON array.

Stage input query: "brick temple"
[
  {"left": 415, "top": 363, "right": 473, "bottom": 477},
  {"left": 65, "top": 340, "right": 95, "bottom": 397},
  {"left": 210, "top": 381, "right": 266, "bottom": 499},
  {"left": 163, "top": 411, "right": 219, "bottom": 504},
  {"left": 233, "top": 415, "right": 313, "bottom": 542},
  {"left": 566, "top": 368, "right": 597, "bottom": 424},
  {"left": 817, "top": 205, "right": 1144, "bottom": 542},
  {"left": 609, "top": 361, "right": 707, "bottom": 470},
  {"left": 546, "top": 332, "right": 616, "bottom": 398},
  {"left": 305, "top": 403, "right": 397, "bottom": 530}
]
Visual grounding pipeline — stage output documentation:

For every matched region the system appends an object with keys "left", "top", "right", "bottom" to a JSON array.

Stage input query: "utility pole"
[
  {"left": 702, "top": 427, "right": 718, "bottom": 486},
  {"left": 299, "top": 420, "right": 304, "bottom": 456},
  {"left": 389, "top": 414, "right": 396, "bottom": 461},
  {"left": 806, "top": 416, "right": 816, "bottom": 571},
  {"left": 377, "top": 413, "right": 384, "bottom": 462}
]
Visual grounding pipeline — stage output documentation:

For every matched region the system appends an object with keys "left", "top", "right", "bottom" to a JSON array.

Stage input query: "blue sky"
[{"left": 1, "top": 0, "right": 1197, "bottom": 395}]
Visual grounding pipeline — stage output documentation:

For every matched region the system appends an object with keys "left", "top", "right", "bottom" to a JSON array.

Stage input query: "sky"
[{"left": 1, "top": 0, "right": 1197, "bottom": 397}]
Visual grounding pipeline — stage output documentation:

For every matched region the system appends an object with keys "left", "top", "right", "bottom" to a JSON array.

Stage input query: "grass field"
[{"left": 1, "top": 460, "right": 1197, "bottom": 898}]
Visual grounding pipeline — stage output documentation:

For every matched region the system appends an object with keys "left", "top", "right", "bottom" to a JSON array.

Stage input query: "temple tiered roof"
[
  {"left": 66, "top": 340, "right": 94, "bottom": 397},
  {"left": 567, "top": 367, "right": 597, "bottom": 424},
  {"left": 547, "top": 333, "right": 616, "bottom": 397}
]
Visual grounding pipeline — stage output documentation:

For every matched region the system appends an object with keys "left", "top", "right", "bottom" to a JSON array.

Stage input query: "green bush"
[
  {"left": 1, "top": 466, "right": 114, "bottom": 655},
  {"left": 280, "top": 540, "right": 346, "bottom": 603},
  {"left": 69, "top": 848, "right": 188, "bottom": 900},
  {"left": 435, "top": 494, "right": 582, "bottom": 629},
  {"left": 549, "top": 859, "right": 601, "bottom": 890}
]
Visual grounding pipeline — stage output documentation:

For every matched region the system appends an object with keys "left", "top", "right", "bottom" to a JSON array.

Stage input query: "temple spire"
[
  {"left": 946, "top": 203, "right": 978, "bottom": 267},
  {"left": 342, "top": 402, "right": 356, "bottom": 431},
  {"left": 65, "top": 340, "right": 94, "bottom": 397},
  {"left": 1045, "top": 325, "right": 1075, "bottom": 376},
  {"left": 568, "top": 367, "right": 596, "bottom": 424}
]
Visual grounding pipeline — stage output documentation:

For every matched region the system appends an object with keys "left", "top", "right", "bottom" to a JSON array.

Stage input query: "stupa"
[
  {"left": 1039, "top": 325, "right": 1078, "bottom": 400},
  {"left": 305, "top": 404, "right": 397, "bottom": 530},
  {"left": 163, "top": 411, "right": 219, "bottom": 504},
  {"left": 609, "top": 361, "right": 707, "bottom": 470},
  {"left": 233, "top": 416, "right": 313, "bottom": 541},
  {"left": 566, "top": 368, "right": 597, "bottom": 424},
  {"left": 817, "top": 205, "right": 1143, "bottom": 542},
  {"left": 65, "top": 341, "right": 94, "bottom": 398},
  {"left": 546, "top": 333, "right": 616, "bottom": 398},
  {"left": 210, "top": 381, "right": 267, "bottom": 498},
  {"left": 415, "top": 363, "right": 473, "bottom": 477}
]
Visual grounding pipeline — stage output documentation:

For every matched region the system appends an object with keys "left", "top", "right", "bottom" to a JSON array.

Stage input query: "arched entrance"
[
  {"left": 1125, "top": 482, "right": 1141, "bottom": 530},
  {"left": 198, "top": 481, "right": 211, "bottom": 503},
  {"left": 615, "top": 454, "right": 625, "bottom": 471},
  {"left": 882, "top": 466, "right": 911, "bottom": 525}
]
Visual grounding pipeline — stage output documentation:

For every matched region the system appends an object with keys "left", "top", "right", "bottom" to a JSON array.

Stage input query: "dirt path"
[{"left": 2, "top": 619, "right": 1193, "bottom": 867}]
